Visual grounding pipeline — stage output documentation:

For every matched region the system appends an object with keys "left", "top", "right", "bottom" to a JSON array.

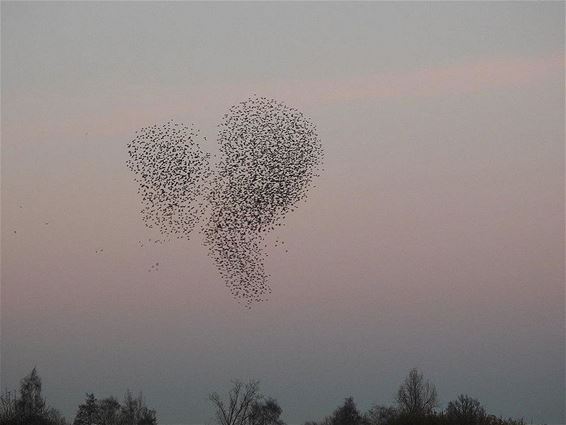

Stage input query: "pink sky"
[{"left": 2, "top": 2, "right": 564, "bottom": 424}]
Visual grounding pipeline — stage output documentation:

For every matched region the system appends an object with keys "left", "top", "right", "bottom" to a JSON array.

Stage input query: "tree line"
[
  {"left": 303, "top": 368, "right": 528, "bottom": 425},
  {"left": 0, "top": 368, "right": 533, "bottom": 425},
  {"left": 0, "top": 368, "right": 155, "bottom": 425}
]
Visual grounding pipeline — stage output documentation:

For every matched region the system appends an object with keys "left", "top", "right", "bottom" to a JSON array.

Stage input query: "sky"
[{"left": 1, "top": 2, "right": 564, "bottom": 424}]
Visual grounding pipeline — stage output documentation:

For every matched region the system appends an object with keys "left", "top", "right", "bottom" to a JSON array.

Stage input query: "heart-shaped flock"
[{"left": 126, "top": 95, "right": 324, "bottom": 307}]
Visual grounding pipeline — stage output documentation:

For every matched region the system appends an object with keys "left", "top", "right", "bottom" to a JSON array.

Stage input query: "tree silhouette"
[
  {"left": 209, "top": 380, "right": 262, "bottom": 425},
  {"left": 98, "top": 397, "right": 121, "bottom": 425},
  {"left": 209, "top": 380, "right": 286, "bottom": 425},
  {"left": 249, "top": 397, "right": 285, "bottom": 425},
  {"left": 1, "top": 366, "right": 532, "bottom": 425},
  {"left": 446, "top": 395, "right": 486, "bottom": 425},
  {"left": 364, "top": 405, "right": 398, "bottom": 425},
  {"left": 17, "top": 367, "right": 46, "bottom": 419},
  {"left": 395, "top": 368, "right": 438, "bottom": 417},
  {"left": 330, "top": 397, "right": 363, "bottom": 425},
  {"left": 118, "top": 390, "right": 157, "bottom": 425},
  {"left": 73, "top": 393, "right": 99, "bottom": 425},
  {"left": 0, "top": 390, "right": 18, "bottom": 424},
  {"left": 0, "top": 368, "right": 66, "bottom": 425},
  {"left": 70, "top": 390, "right": 156, "bottom": 425}
]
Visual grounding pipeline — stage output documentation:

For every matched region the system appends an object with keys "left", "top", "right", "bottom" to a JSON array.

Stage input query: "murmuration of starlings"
[{"left": 126, "top": 96, "right": 324, "bottom": 308}]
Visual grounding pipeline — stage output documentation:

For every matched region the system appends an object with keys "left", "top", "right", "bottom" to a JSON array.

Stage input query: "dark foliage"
[
  {"left": 73, "top": 390, "right": 157, "bottom": 425},
  {"left": 0, "top": 369, "right": 157, "bottom": 425},
  {"left": 446, "top": 394, "right": 486, "bottom": 425},
  {"left": 2, "top": 368, "right": 531, "bottom": 425},
  {"left": 330, "top": 397, "right": 364, "bottom": 425},
  {"left": 305, "top": 369, "right": 528, "bottom": 425},
  {"left": 249, "top": 397, "right": 285, "bottom": 425},
  {"left": 0, "top": 368, "right": 66, "bottom": 425}
]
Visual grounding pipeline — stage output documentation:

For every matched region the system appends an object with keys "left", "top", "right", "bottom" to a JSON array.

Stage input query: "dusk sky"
[{"left": 1, "top": 2, "right": 564, "bottom": 425}]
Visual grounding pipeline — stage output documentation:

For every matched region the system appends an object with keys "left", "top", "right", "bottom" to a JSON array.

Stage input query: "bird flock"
[
  {"left": 126, "top": 96, "right": 324, "bottom": 307},
  {"left": 126, "top": 121, "right": 212, "bottom": 239}
]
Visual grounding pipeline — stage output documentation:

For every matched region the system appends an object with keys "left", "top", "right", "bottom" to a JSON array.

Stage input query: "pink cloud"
[
  {"left": 265, "top": 52, "right": 564, "bottom": 106},
  {"left": 6, "top": 52, "right": 562, "bottom": 141}
]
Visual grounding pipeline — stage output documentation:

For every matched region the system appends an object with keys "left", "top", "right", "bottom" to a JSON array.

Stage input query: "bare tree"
[
  {"left": 446, "top": 394, "right": 486, "bottom": 425},
  {"left": 119, "top": 390, "right": 157, "bottom": 425},
  {"left": 209, "top": 380, "right": 262, "bottom": 425},
  {"left": 395, "top": 368, "right": 438, "bottom": 416},
  {"left": 0, "top": 389, "right": 18, "bottom": 423},
  {"left": 364, "top": 405, "right": 397, "bottom": 425}
]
